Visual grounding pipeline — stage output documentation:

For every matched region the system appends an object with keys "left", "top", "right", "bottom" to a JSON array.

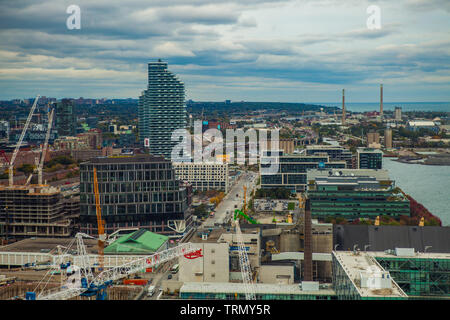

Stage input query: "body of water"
[
  {"left": 383, "top": 157, "right": 450, "bottom": 226},
  {"left": 317, "top": 102, "right": 450, "bottom": 112}
]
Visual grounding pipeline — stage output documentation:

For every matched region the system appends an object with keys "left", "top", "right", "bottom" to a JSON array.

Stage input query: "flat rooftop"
[
  {"left": 368, "top": 251, "right": 450, "bottom": 260},
  {"left": 180, "top": 282, "right": 336, "bottom": 296},
  {"left": 82, "top": 154, "right": 167, "bottom": 164},
  {"left": 333, "top": 251, "right": 407, "bottom": 298},
  {"left": 0, "top": 238, "right": 99, "bottom": 255}
]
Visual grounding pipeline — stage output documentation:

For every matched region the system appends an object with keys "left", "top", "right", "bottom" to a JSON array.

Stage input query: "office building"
[
  {"left": 260, "top": 152, "right": 346, "bottom": 192},
  {"left": 306, "top": 145, "right": 353, "bottom": 168},
  {"left": 357, "top": 148, "right": 383, "bottom": 169},
  {"left": 332, "top": 251, "right": 408, "bottom": 300},
  {"left": 79, "top": 155, "right": 191, "bottom": 236},
  {"left": 138, "top": 60, "right": 187, "bottom": 160},
  {"left": 373, "top": 249, "right": 450, "bottom": 299},
  {"left": 307, "top": 172, "right": 410, "bottom": 220},
  {"left": 173, "top": 162, "right": 229, "bottom": 193},
  {"left": 55, "top": 99, "right": 76, "bottom": 137},
  {"left": 179, "top": 282, "right": 337, "bottom": 300}
]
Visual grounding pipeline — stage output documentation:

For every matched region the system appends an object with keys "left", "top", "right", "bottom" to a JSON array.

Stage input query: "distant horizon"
[{"left": 2, "top": 97, "right": 449, "bottom": 104}]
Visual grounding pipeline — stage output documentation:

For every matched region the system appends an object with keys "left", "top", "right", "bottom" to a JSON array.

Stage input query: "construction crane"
[
  {"left": 37, "top": 108, "right": 54, "bottom": 185},
  {"left": 29, "top": 233, "right": 201, "bottom": 300},
  {"left": 93, "top": 167, "right": 106, "bottom": 272},
  {"left": 232, "top": 215, "right": 256, "bottom": 300},
  {"left": 8, "top": 95, "right": 40, "bottom": 186}
]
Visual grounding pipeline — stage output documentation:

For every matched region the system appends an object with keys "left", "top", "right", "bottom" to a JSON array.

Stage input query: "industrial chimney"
[
  {"left": 342, "top": 89, "right": 345, "bottom": 125},
  {"left": 380, "top": 84, "right": 383, "bottom": 118}
]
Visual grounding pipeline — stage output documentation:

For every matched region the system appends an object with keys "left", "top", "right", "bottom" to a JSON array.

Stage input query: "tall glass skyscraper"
[{"left": 139, "top": 60, "right": 187, "bottom": 160}]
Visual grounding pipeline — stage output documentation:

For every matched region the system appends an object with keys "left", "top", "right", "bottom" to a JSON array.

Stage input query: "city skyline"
[{"left": 0, "top": 0, "right": 449, "bottom": 102}]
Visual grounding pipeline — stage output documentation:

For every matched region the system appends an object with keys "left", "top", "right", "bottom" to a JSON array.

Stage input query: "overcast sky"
[{"left": 0, "top": 0, "right": 449, "bottom": 102}]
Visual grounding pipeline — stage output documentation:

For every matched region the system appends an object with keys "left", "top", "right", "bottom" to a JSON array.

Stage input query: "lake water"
[
  {"left": 317, "top": 102, "right": 450, "bottom": 112},
  {"left": 383, "top": 157, "right": 450, "bottom": 226}
]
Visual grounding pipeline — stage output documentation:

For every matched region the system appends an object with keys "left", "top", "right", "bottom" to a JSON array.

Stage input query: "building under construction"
[{"left": 0, "top": 185, "right": 77, "bottom": 240}]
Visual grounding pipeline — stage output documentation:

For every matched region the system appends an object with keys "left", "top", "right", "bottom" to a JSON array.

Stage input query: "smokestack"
[
  {"left": 342, "top": 89, "right": 345, "bottom": 125},
  {"left": 380, "top": 84, "right": 383, "bottom": 118},
  {"left": 303, "top": 198, "right": 313, "bottom": 281}
]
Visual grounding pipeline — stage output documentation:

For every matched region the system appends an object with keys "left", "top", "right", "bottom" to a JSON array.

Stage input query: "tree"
[{"left": 17, "top": 163, "right": 34, "bottom": 175}]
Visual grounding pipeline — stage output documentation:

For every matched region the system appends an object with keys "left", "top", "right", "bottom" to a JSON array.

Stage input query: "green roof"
[{"left": 104, "top": 229, "right": 169, "bottom": 254}]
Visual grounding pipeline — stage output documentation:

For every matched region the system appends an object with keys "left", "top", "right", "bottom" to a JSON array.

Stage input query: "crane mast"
[
  {"left": 234, "top": 218, "right": 256, "bottom": 300},
  {"left": 93, "top": 167, "right": 105, "bottom": 272},
  {"left": 38, "top": 108, "right": 54, "bottom": 185},
  {"left": 9, "top": 95, "right": 40, "bottom": 186}
]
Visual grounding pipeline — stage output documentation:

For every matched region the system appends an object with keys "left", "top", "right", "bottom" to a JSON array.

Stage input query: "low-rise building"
[{"left": 173, "top": 162, "right": 229, "bottom": 193}]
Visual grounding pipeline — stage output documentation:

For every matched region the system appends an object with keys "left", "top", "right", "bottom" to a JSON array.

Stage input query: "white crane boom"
[
  {"left": 234, "top": 219, "right": 256, "bottom": 300},
  {"left": 9, "top": 95, "right": 40, "bottom": 186},
  {"left": 38, "top": 108, "right": 54, "bottom": 185},
  {"left": 36, "top": 239, "right": 199, "bottom": 300}
]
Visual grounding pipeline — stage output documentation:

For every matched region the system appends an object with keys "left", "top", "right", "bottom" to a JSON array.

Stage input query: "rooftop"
[
  {"left": 333, "top": 251, "right": 408, "bottom": 298},
  {"left": 82, "top": 154, "right": 167, "bottom": 164},
  {"left": 180, "top": 282, "right": 335, "bottom": 296},
  {"left": 104, "top": 229, "right": 169, "bottom": 254},
  {"left": 0, "top": 237, "right": 99, "bottom": 254}
]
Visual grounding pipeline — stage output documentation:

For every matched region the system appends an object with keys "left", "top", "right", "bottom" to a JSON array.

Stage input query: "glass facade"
[
  {"left": 180, "top": 292, "right": 336, "bottom": 300},
  {"left": 375, "top": 256, "right": 450, "bottom": 298},
  {"left": 55, "top": 99, "right": 76, "bottom": 137},
  {"left": 260, "top": 155, "right": 346, "bottom": 192},
  {"left": 332, "top": 254, "right": 407, "bottom": 300},
  {"left": 79, "top": 155, "right": 189, "bottom": 235},
  {"left": 357, "top": 149, "right": 383, "bottom": 169},
  {"left": 138, "top": 60, "right": 187, "bottom": 160},
  {"left": 308, "top": 183, "right": 410, "bottom": 220}
]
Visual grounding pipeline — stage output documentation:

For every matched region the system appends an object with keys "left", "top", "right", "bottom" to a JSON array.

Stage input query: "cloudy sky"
[{"left": 0, "top": 0, "right": 449, "bottom": 102}]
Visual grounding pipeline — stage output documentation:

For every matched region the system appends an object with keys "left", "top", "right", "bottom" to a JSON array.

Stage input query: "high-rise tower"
[{"left": 139, "top": 60, "right": 187, "bottom": 160}]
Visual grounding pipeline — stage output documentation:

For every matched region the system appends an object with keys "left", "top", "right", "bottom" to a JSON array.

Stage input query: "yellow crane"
[
  {"left": 375, "top": 216, "right": 380, "bottom": 226},
  {"left": 93, "top": 167, "right": 106, "bottom": 272}
]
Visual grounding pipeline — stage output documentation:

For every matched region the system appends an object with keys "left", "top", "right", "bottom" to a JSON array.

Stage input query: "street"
[{"left": 202, "top": 170, "right": 258, "bottom": 228}]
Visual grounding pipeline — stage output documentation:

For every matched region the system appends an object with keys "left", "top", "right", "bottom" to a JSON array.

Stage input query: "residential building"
[
  {"left": 79, "top": 155, "right": 191, "bottom": 236},
  {"left": 138, "top": 60, "right": 187, "bottom": 160},
  {"left": 173, "top": 162, "right": 229, "bottom": 193},
  {"left": 357, "top": 148, "right": 383, "bottom": 169},
  {"left": 0, "top": 185, "right": 73, "bottom": 239},
  {"left": 54, "top": 99, "right": 76, "bottom": 137}
]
